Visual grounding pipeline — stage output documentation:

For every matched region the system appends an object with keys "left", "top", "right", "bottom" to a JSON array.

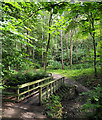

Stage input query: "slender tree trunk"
[
  {"left": 41, "top": 13, "right": 44, "bottom": 67},
  {"left": 26, "top": 30, "right": 29, "bottom": 56},
  {"left": 42, "top": 46, "right": 44, "bottom": 67},
  {"left": 66, "top": 33, "right": 69, "bottom": 61},
  {"left": 92, "top": 34, "right": 97, "bottom": 77},
  {"left": 32, "top": 48, "right": 34, "bottom": 59},
  {"left": 100, "top": 22, "right": 102, "bottom": 83},
  {"left": 75, "top": 29, "right": 78, "bottom": 61},
  {"left": 61, "top": 29, "right": 64, "bottom": 69},
  {"left": 91, "top": 15, "right": 97, "bottom": 77},
  {"left": 44, "top": 10, "right": 53, "bottom": 72},
  {"left": 70, "top": 30, "right": 73, "bottom": 69},
  {"left": 42, "top": 29, "right": 44, "bottom": 67}
]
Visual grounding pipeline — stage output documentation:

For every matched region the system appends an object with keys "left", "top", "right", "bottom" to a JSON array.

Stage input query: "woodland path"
[{"left": 2, "top": 73, "right": 89, "bottom": 120}]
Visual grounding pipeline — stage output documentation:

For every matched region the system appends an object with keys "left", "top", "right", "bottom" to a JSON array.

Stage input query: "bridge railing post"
[
  {"left": 53, "top": 82, "right": 55, "bottom": 92},
  {"left": 50, "top": 83, "right": 52, "bottom": 95},
  {"left": 63, "top": 77, "right": 64, "bottom": 84},
  {"left": 46, "top": 85, "right": 48, "bottom": 97},
  {"left": 17, "top": 85, "right": 20, "bottom": 102},
  {"left": 39, "top": 77, "right": 65, "bottom": 105},
  {"left": 39, "top": 87, "right": 42, "bottom": 105}
]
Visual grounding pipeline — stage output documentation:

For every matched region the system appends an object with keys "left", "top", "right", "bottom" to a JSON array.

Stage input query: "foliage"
[
  {"left": 47, "top": 66, "right": 101, "bottom": 80},
  {"left": 48, "top": 60, "right": 62, "bottom": 69},
  {"left": 4, "top": 70, "right": 48, "bottom": 87},
  {"left": 80, "top": 85, "right": 102, "bottom": 120},
  {"left": 1, "top": 1, "right": 102, "bottom": 92},
  {"left": 42, "top": 95, "right": 63, "bottom": 118},
  {"left": 72, "top": 63, "right": 93, "bottom": 70}
]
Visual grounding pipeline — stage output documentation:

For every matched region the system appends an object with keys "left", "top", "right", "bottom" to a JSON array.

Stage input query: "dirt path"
[
  {"left": 52, "top": 73, "right": 89, "bottom": 93},
  {"left": 2, "top": 73, "right": 90, "bottom": 120},
  {"left": 52, "top": 73, "right": 90, "bottom": 119},
  {"left": 2, "top": 95, "right": 47, "bottom": 120}
]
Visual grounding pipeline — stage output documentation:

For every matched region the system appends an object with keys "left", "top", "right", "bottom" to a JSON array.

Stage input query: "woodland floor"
[{"left": 2, "top": 73, "right": 91, "bottom": 120}]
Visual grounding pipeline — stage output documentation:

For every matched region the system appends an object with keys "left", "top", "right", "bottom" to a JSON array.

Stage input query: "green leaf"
[{"left": 59, "top": 9, "right": 63, "bottom": 14}]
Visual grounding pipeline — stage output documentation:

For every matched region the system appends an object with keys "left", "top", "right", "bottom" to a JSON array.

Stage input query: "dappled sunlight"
[
  {"left": 3, "top": 107, "right": 21, "bottom": 118},
  {"left": 2, "top": 1, "right": 102, "bottom": 119},
  {"left": 21, "top": 112, "right": 35, "bottom": 118},
  {"left": 19, "top": 106, "right": 28, "bottom": 110}
]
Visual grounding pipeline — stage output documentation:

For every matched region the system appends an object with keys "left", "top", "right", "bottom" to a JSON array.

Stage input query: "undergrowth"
[
  {"left": 80, "top": 85, "right": 102, "bottom": 120},
  {"left": 47, "top": 67, "right": 102, "bottom": 119},
  {"left": 3, "top": 70, "right": 48, "bottom": 87},
  {"left": 47, "top": 67, "right": 101, "bottom": 79},
  {"left": 42, "top": 95, "right": 63, "bottom": 119},
  {"left": 47, "top": 67, "right": 101, "bottom": 88}
]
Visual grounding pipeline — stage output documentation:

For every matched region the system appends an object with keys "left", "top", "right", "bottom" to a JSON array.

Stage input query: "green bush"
[
  {"left": 80, "top": 85, "right": 102, "bottom": 120},
  {"left": 5, "top": 71, "right": 48, "bottom": 86},
  {"left": 72, "top": 63, "right": 93, "bottom": 70},
  {"left": 43, "top": 95, "right": 62, "bottom": 118},
  {"left": 48, "top": 60, "right": 62, "bottom": 69},
  {"left": 48, "top": 60, "right": 69, "bottom": 70}
]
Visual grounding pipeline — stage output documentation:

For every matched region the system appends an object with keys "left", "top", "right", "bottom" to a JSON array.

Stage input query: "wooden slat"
[
  {"left": 3, "top": 76, "right": 54, "bottom": 102},
  {"left": 19, "top": 77, "right": 53, "bottom": 88},
  {"left": 19, "top": 91, "right": 37, "bottom": 101},
  {"left": 42, "top": 86, "right": 54, "bottom": 96},
  {"left": 39, "top": 87, "right": 42, "bottom": 105},
  {"left": 4, "top": 86, "right": 18, "bottom": 89},
  {"left": 2, "top": 91, "right": 17, "bottom": 96},
  {"left": 19, "top": 86, "right": 39, "bottom": 96},
  {"left": 39, "top": 77, "right": 65, "bottom": 104},
  {"left": 39, "top": 78, "right": 61, "bottom": 88},
  {"left": 17, "top": 86, "right": 20, "bottom": 102}
]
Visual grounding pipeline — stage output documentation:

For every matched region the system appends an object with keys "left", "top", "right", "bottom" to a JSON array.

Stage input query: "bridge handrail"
[
  {"left": 17, "top": 76, "right": 53, "bottom": 102},
  {"left": 3, "top": 76, "right": 53, "bottom": 102},
  {"left": 18, "top": 76, "right": 53, "bottom": 89},
  {"left": 39, "top": 77, "right": 65, "bottom": 104}
]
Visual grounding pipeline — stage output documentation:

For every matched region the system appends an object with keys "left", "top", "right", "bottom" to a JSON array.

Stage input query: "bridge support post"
[
  {"left": 17, "top": 85, "right": 20, "bottom": 102},
  {"left": 54, "top": 82, "right": 55, "bottom": 92},
  {"left": 39, "top": 87, "right": 42, "bottom": 105},
  {"left": 63, "top": 77, "right": 64, "bottom": 84},
  {"left": 46, "top": 85, "right": 48, "bottom": 97},
  {"left": 50, "top": 83, "right": 52, "bottom": 95}
]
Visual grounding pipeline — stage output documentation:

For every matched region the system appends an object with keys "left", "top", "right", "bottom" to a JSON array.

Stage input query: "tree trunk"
[
  {"left": 75, "top": 29, "right": 78, "bottom": 61},
  {"left": 26, "top": 30, "right": 29, "bottom": 56},
  {"left": 44, "top": 10, "right": 53, "bottom": 72},
  {"left": 66, "top": 33, "right": 69, "bottom": 61},
  {"left": 92, "top": 33, "right": 97, "bottom": 77},
  {"left": 61, "top": 29, "right": 64, "bottom": 69},
  {"left": 41, "top": 13, "right": 44, "bottom": 67},
  {"left": 42, "top": 46, "right": 44, "bottom": 67},
  {"left": 100, "top": 21, "right": 102, "bottom": 83},
  {"left": 70, "top": 30, "right": 73, "bottom": 69},
  {"left": 32, "top": 48, "right": 34, "bottom": 59},
  {"left": 91, "top": 15, "right": 97, "bottom": 77},
  {"left": 42, "top": 27, "right": 44, "bottom": 67}
]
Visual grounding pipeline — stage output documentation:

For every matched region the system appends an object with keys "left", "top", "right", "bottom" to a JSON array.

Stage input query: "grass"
[
  {"left": 47, "top": 67, "right": 101, "bottom": 89},
  {"left": 47, "top": 67, "right": 99, "bottom": 79}
]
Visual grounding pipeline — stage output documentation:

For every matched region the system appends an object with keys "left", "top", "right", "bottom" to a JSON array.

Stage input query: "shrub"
[
  {"left": 43, "top": 95, "right": 63, "bottom": 118},
  {"left": 72, "top": 63, "right": 93, "bottom": 70},
  {"left": 80, "top": 85, "right": 102, "bottom": 120},
  {"left": 5, "top": 71, "right": 49, "bottom": 86},
  {"left": 48, "top": 60, "right": 62, "bottom": 69}
]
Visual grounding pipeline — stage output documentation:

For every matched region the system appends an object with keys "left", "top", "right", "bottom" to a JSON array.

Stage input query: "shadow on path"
[{"left": 2, "top": 73, "right": 89, "bottom": 120}]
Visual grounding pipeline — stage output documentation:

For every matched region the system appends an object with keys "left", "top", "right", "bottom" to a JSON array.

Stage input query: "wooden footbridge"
[{"left": 3, "top": 73, "right": 65, "bottom": 104}]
